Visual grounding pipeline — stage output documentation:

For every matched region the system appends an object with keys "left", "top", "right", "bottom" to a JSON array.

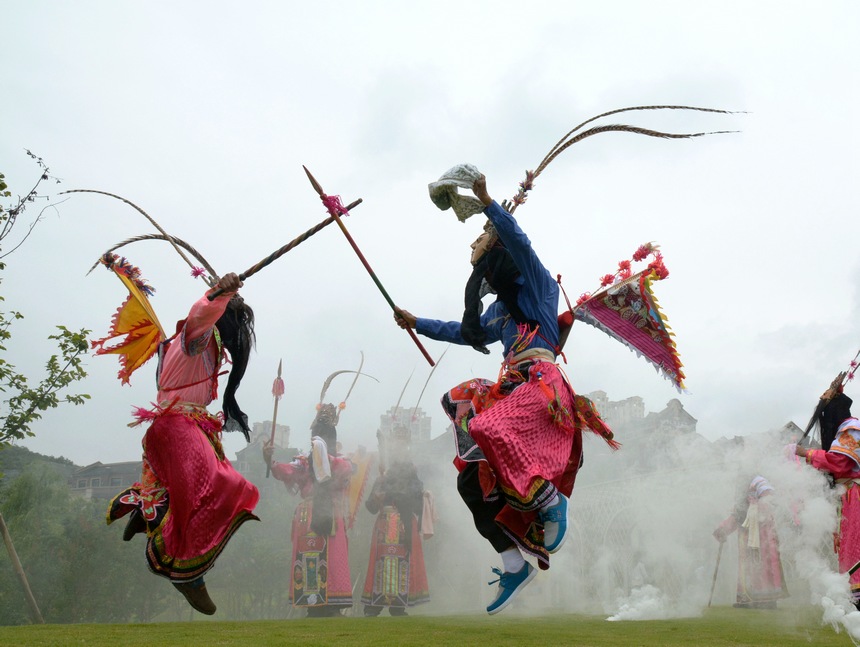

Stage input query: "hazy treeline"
[{"left": 0, "top": 459, "right": 300, "bottom": 625}]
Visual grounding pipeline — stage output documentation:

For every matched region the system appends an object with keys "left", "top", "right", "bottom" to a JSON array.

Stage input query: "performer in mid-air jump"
[
  {"left": 103, "top": 264, "right": 259, "bottom": 615},
  {"left": 395, "top": 170, "right": 615, "bottom": 614}
]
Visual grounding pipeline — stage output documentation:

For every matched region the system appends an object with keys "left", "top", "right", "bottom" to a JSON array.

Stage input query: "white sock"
[
  {"left": 500, "top": 547, "right": 526, "bottom": 573},
  {"left": 541, "top": 494, "right": 559, "bottom": 511}
]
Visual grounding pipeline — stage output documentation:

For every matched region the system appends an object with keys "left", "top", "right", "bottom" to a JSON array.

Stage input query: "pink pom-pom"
[
  {"left": 647, "top": 254, "right": 669, "bottom": 279},
  {"left": 322, "top": 194, "right": 350, "bottom": 218},
  {"left": 632, "top": 243, "right": 654, "bottom": 262}
]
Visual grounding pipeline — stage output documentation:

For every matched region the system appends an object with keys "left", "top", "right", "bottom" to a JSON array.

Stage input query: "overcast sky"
[{"left": 2, "top": 1, "right": 859, "bottom": 467}]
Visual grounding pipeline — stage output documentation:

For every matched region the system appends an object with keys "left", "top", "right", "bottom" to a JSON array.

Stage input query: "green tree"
[
  {"left": 0, "top": 153, "right": 92, "bottom": 624},
  {"left": 0, "top": 151, "right": 91, "bottom": 447},
  {"left": 0, "top": 464, "right": 173, "bottom": 625}
]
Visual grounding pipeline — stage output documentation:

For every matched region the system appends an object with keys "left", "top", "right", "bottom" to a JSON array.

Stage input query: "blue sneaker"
[
  {"left": 486, "top": 563, "right": 536, "bottom": 615},
  {"left": 539, "top": 495, "right": 568, "bottom": 553}
]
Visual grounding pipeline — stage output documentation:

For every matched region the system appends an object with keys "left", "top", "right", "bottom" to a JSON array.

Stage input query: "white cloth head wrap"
[
  {"left": 750, "top": 475, "right": 773, "bottom": 499},
  {"left": 428, "top": 163, "right": 486, "bottom": 222}
]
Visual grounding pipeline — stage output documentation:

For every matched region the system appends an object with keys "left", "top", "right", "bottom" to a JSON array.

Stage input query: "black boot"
[
  {"left": 122, "top": 509, "right": 146, "bottom": 541},
  {"left": 173, "top": 578, "right": 216, "bottom": 615}
]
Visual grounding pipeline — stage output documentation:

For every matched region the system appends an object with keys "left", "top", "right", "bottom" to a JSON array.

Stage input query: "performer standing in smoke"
[
  {"left": 361, "top": 423, "right": 431, "bottom": 616},
  {"left": 264, "top": 368, "right": 371, "bottom": 617},
  {"left": 104, "top": 269, "right": 260, "bottom": 616},
  {"left": 713, "top": 474, "right": 788, "bottom": 609},
  {"left": 394, "top": 170, "right": 615, "bottom": 614},
  {"left": 795, "top": 384, "right": 860, "bottom": 609}
]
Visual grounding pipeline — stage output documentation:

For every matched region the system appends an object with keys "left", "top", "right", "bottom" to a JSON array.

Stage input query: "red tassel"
[{"left": 272, "top": 376, "right": 285, "bottom": 399}]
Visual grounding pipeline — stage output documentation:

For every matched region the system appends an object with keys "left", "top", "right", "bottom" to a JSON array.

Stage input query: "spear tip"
[
  {"left": 277, "top": 358, "right": 283, "bottom": 376},
  {"left": 302, "top": 165, "right": 325, "bottom": 196}
]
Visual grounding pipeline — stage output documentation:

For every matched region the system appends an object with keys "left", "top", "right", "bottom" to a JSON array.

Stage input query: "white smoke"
[
  {"left": 590, "top": 429, "right": 860, "bottom": 641},
  {"left": 212, "top": 408, "right": 860, "bottom": 645},
  {"left": 607, "top": 584, "right": 672, "bottom": 621}
]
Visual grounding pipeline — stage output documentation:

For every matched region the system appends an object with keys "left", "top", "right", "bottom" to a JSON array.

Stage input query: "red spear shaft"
[{"left": 303, "top": 166, "right": 435, "bottom": 367}]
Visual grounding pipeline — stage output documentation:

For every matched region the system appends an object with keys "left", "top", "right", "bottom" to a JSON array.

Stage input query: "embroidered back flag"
[{"left": 574, "top": 268, "right": 684, "bottom": 391}]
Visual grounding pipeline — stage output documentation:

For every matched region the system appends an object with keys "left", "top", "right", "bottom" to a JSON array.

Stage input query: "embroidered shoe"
[
  {"left": 173, "top": 578, "right": 217, "bottom": 615},
  {"left": 539, "top": 495, "right": 568, "bottom": 553},
  {"left": 486, "top": 562, "right": 536, "bottom": 615}
]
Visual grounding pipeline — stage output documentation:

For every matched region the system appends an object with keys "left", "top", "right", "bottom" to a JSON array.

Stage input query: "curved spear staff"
[
  {"left": 394, "top": 369, "right": 415, "bottom": 413},
  {"left": 64, "top": 186, "right": 364, "bottom": 297},
  {"left": 317, "top": 368, "right": 379, "bottom": 411},
  {"left": 409, "top": 344, "right": 450, "bottom": 424},
  {"left": 86, "top": 232, "right": 219, "bottom": 279},
  {"left": 341, "top": 351, "right": 369, "bottom": 410},
  {"left": 62, "top": 189, "right": 219, "bottom": 285},
  {"left": 379, "top": 368, "right": 415, "bottom": 475},
  {"left": 265, "top": 359, "right": 285, "bottom": 479},
  {"left": 303, "top": 165, "right": 435, "bottom": 367},
  {"left": 316, "top": 352, "right": 380, "bottom": 427},
  {"left": 506, "top": 105, "right": 738, "bottom": 213}
]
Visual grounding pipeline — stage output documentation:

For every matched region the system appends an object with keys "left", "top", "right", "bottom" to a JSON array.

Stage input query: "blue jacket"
[{"left": 416, "top": 200, "right": 560, "bottom": 358}]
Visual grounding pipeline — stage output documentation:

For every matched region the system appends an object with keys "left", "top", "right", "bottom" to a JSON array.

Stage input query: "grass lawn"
[{"left": 0, "top": 607, "right": 856, "bottom": 647}]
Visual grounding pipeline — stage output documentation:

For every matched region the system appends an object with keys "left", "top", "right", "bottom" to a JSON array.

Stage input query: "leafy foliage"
[
  {"left": 0, "top": 153, "right": 91, "bottom": 446},
  {"left": 0, "top": 451, "right": 305, "bottom": 625},
  {"left": 0, "top": 465, "right": 172, "bottom": 624}
]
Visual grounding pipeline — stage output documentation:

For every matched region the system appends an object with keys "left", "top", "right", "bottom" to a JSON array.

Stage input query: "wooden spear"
[
  {"left": 208, "top": 198, "right": 363, "bottom": 300},
  {"left": 707, "top": 540, "right": 723, "bottom": 607},
  {"left": 302, "top": 166, "right": 435, "bottom": 367},
  {"left": 265, "top": 359, "right": 285, "bottom": 479},
  {"left": 62, "top": 189, "right": 217, "bottom": 285},
  {"left": 0, "top": 511, "right": 44, "bottom": 624}
]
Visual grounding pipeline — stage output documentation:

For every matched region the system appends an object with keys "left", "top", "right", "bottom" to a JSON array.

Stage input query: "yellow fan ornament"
[{"left": 91, "top": 253, "right": 166, "bottom": 385}]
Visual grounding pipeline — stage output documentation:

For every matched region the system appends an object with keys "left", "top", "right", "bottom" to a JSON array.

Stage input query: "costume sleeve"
[
  {"left": 415, "top": 303, "right": 505, "bottom": 346},
  {"left": 415, "top": 317, "right": 467, "bottom": 344},
  {"left": 484, "top": 200, "right": 556, "bottom": 299},
  {"left": 716, "top": 514, "right": 739, "bottom": 537},
  {"left": 329, "top": 455, "right": 355, "bottom": 482},
  {"left": 807, "top": 449, "right": 860, "bottom": 477},
  {"left": 182, "top": 289, "right": 235, "bottom": 355},
  {"left": 271, "top": 458, "right": 308, "bottom": 486}
]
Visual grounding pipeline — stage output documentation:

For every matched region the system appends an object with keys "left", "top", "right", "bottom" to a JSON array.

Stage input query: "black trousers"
[{"left": 457, "top": 461, "right": 515, "bottom": 553}]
